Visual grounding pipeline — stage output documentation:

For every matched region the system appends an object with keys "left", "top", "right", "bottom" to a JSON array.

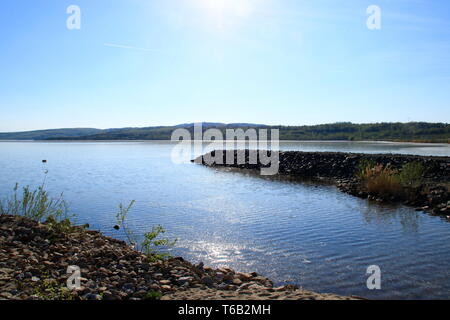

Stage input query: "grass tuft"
[
  {"left": 363, "top": 164, "right": 404, "bottom": 197},
  {"left": 0, "top": 183, "right": 70, "bottom": 223},
  {"left": 356, "top": 160, "right": 426, "bottom": 199}
]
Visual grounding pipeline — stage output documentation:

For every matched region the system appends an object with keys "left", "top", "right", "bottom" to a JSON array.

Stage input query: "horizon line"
[{"left": 1, "top": 121, "right": 450, "bottom": 134}]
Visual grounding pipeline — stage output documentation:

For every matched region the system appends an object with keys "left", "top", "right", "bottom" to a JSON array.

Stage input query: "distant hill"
[
  {"left": 0, "top": 122, "right": 448, "bottom": 143},
  {"left": 273, "top": 122, "right": 449, "bottom": 143},
  {"left": 0, "top": 128, "right": 105, "bottom": 140}
]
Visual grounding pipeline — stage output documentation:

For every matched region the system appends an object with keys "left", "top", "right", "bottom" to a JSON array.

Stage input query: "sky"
[{"left": 0, "top": 0, "right": 449, "bottom": 132}]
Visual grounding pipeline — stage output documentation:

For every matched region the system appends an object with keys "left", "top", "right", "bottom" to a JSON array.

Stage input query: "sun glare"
[{"left": 195, "top": 0, "right": 252, "bottom": 18}]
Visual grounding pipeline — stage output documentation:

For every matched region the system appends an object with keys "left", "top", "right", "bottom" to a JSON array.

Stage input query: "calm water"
[{"left": 0, "top": 141, "right": 449, "bottom": 299}]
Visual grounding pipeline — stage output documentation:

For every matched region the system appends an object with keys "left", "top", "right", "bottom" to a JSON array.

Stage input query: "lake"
[{"left": 0, "top": 140, "right": 449, "bottom": 299}]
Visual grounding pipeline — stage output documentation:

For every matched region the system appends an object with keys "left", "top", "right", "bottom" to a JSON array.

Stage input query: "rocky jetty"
[
  {"left": 193, "top": 150, "right": 450, "bottom": 216},
  {"left": 0, "top": 215, "right": 357, "bottom": 300}
]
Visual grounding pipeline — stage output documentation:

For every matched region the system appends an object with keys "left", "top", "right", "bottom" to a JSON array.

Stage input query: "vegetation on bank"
[
  {"left": 0, "top": 183, "right": 70, "bottom": 223},
  {"left": 0, "top": 179, "right": 176, "bottom": 261},
  {"left": 115, "top": 200, "right": 177, "bottom": 261},
  {"left": 0, "top": 122, "right": 448, "bottom": 142},
  {"left": 0, "top": 178, "right": 177, "bottom": 300},
  {"left": 274, "top": 122, "right": 449, "bottom": 142},
  {"left": 356, "top": 160, "right": 426, "bottom": 200},
  {"left": 0, "top": 180, "right": 77, "bottom": 241}
]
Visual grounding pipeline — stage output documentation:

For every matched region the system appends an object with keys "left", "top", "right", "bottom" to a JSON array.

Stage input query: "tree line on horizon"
[{"left": 0, "top": 122, "right": 448, "bottom": 143}]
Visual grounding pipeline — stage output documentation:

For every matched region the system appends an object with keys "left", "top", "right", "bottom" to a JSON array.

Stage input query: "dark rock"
[{"left": 83, "top": 293, "right": 102, "bottom": 300}]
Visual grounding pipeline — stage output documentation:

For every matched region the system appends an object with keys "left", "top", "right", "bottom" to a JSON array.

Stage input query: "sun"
[
  {"left": 189, "top": 0, "right": 265, "bottom": 33},
  {"left": 201, "top": 0, "right": 227, "bottom": 12},
  {"left": 195, "top": 0, "right": 252, "bottom": 17}
]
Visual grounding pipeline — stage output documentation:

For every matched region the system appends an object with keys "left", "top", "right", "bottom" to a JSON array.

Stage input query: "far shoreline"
[{"left": 0, "top": 139, "right": 448, "bottom": 145}]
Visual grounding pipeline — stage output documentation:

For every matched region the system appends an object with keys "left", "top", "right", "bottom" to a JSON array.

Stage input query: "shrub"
[
  {"left": 45, "top": 215, "right": 76, "bottom": 242},
  {"left": 0, "top": 183, "right": 70, "bottom": 223},
  {"left": 141, "top": 225, "right": 177, "bottom": 261},
  {"left": 399, "top": 162, "right": 425, "bottom": 188},
  {"left": 115, "top": 201, "right": 177, "bottom": 260},
  {"left": 365, "top": 165, "right": 404, "bottom": 198},
  {"left": 355, "top": 159, "right": 377, "bottom": 180},
  {"left": 358, "top": 163, "right": 404, "bottom": 198}
]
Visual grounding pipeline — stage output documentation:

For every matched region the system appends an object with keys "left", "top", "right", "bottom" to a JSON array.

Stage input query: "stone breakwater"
[
  {"left": 193, "top": 150, "right": 450, "bottom": 215},
  {"left": 0, "top": 215, "right": 357, "bottom": 300}
]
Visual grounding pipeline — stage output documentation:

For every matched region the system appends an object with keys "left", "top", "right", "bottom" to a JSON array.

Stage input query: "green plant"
[
  {"left": 115, "top": 200, "right": 138, "bottom": 248},
  {"left": 365, "top": 165, "right": 403, "bottom": 197},
  {"left": 116, "top": 201, "right": 176, "bottom": 260},
  {"left": 144, "top": 290, "right": 163, "bottom": 300},
  {"left": 31, "top": 276, "right": 76, "bottom": 300},
  {"left": 0, "top": 183, "right": 70, "bottom": 223},
  {"left": 356, "top": 159, "right": 429, "bottom": 200},
  {"left": 0, "top": 171, "right": 78, "bottom": 241},
  {"left": 358, "top": 163, "right": 404, "bottom": 198},
  {"left": 141, "top": 225, "right": 177, "bottom": 261},
  {"left": 355, "top": 159, "right": 377, "bottom": 180},
  {"left": 45, "top": 215, "right": 76, "bottom": 242},
  {"left": 399, "top": 162, "right": 425, "bottom": 188}
]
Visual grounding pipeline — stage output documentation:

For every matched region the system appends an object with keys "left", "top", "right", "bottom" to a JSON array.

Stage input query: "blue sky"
[{"left": 0, "top": 0, "right": 449, "bottom": 131}]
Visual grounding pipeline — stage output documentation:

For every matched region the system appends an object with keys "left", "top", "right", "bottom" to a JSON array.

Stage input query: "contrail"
[{"left": 103, "top": 42, "right": 159, "bottom": 52}]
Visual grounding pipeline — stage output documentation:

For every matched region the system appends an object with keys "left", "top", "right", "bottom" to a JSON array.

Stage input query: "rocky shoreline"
[
  {"left": 193, "top": 150, "right": 450, "bottom": 216},
  {"left": 0, "top": 215, "right": 358, "bottom": 300}
]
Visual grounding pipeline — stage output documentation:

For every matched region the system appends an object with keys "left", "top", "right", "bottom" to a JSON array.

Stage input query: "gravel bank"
[{"left": 0, "top": 215, "right": 358, "bottom": 300}]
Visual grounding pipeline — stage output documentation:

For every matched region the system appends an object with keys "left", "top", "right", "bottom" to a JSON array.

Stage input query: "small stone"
[
  {"left": 237, "top": 283, "right": 253, "bottom": 291},
  {"left": 103, "top": 292, "right": 121, "bottom": 300},
  {"left": 0, "top": 292, "right": 14, "bottom": 299},
  {"left": 122, "top": 283, "right": 135, "bottom": 291},
  {"left": 224, "top": 284, "right": 238, "bottom": 291},
  {"left": 177, "top": 276, "right": 194, "bottom": 285},
  {"left": 83, "top": 293, "right": 102, "bottom": 300},
  {"left": 196, "top": 262, "right": 204, "bottom": 270},
  {"left": 98, "top": 267, "right": 110, "bottom": 274},
  {"left": 237, "top": 272, "right": 253, "bottom": 281},
  {"left": 201, "top": 276, "right": 214, "bottom": 286},
  {"left": 248, "top": 283, "right": 266, "bottom": 290},
  {"left": 0, "top": 268, "right": 14, "bottom": 274},
  {"left": 149, "top": 284, "right": 161, "bottom": 291}
]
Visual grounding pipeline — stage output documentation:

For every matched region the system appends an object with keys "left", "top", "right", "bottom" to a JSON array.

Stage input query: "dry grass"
[{"left": 360, "top": 164, "right": 404, "bottom": 198}]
